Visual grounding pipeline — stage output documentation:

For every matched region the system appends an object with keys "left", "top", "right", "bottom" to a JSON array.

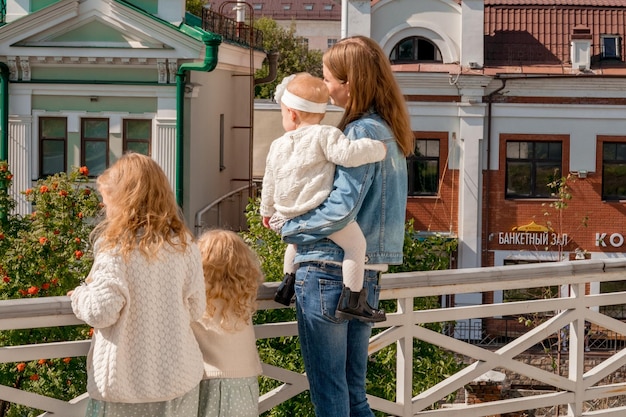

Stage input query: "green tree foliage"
[
  {"left": 253, "top": 17, "right": 323, "bottom": 99},
  {"left": 241, "top": 199, "right": 462, "bottom": 416},
  {"left": 0, "top": 163, "right": 101, "bottom": 417},
  {"left": 186, "top": 0, "right": 206, "bottom": 17}
]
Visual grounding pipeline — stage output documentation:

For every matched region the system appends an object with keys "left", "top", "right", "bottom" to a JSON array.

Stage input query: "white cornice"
[
  {"left": 0, "top": 0, "right": 80, "bottom": 43},
  {"left": 0, "top": 0, "right": 203, "bottom": 60}
]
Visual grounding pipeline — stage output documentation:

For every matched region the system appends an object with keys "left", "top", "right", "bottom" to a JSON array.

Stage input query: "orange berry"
[
  {"left": 29, "top": 374, "right": 39, "bottom": 381},
  {"left": 27, "top": 286, "right": 39, "bottom": 295},
  {"left": 39, "top": 237, "right": 47, "bottom": 245},
  {"left": 39, "top": 185, "right": 49, "bottom": 194},
  {"left": 79, "top": 166, "right": 89, "bottom": 176},
  {"left": 16, "top": 363, "right": 26, "bottom": 372}
]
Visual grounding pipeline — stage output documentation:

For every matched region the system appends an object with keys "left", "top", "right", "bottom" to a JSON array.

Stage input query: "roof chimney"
[{"left": 571, "top": 25, "right": 592, "bottom": 71}]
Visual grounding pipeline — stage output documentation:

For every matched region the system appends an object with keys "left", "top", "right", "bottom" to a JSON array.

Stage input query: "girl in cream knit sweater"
[{"left": 69, "top": 153, "right": 206, "bottom": 417}]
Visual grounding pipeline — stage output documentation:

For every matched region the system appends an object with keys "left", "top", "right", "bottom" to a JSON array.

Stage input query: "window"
[
  {"left": 327, "top": 38, "right": 337, "bottom": 49},
  {"left": 324, "top": 4, "right": 333, "bottom": 10},
  {"left": 602, "top": 142, "right": 626, "bottom": 200},
  {"left": 389, "top": 36, "right": 442, "bottom": 64},
  {"left": 39, "top": 117, "right": 67, "bottom": 177},
  {"left": 304, "top": 4, "right": 313, "bottom": 10},
  {"left": 299, "top": 37, "right": 309, "bottom": 49},
  {"left": 601, "top": 35, "right": 621, "bottom": 59},
  {"left": 505, "top": 141, "right": 562, "bottom": 198},
  {"left": 123, "top": 119, "right": 151, "bottom": 156},
  {"left": 253, "top": 3, "right": 262, "bottom": 10},
  {"left": 407, "top": 139, "right": 440, "bottom": 196},
  {"left": 81, "top": 118, "right": 109, "bottom": 177},
  {"left": 282, "top": 4, "right": 291, "bottom": 10}
]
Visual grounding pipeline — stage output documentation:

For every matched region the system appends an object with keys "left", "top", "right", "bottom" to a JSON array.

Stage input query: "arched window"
[{"left": 389, "top": 36, "right": 442, "bottom": 64}]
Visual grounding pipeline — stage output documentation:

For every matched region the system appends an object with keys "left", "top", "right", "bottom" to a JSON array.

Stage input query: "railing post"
[{"left": 396, "top": 297, "right": 414, "bottom": 416}]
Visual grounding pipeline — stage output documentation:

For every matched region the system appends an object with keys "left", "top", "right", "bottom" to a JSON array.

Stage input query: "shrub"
[{"left": 0, "top": 164, "right": 100, "bottom": 417}]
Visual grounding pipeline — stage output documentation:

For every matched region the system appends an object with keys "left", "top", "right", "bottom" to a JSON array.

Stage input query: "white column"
[
  {"left": 457, "top": 103, "right": 486, "bottom": 268},
  {"left": 460, "top": 0, "right": 485, "bottom": 67},
  {"left": 344, "top": 1, "right": 371, "bottom": 38},
  {"left": 8, "top": 116, "right": 32, "bottom": 215},
  {"left": 153, "top": 118, "right": 177, "bottom": 192}
]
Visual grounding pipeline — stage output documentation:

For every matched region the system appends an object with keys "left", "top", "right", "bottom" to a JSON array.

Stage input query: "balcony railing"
[
  {"left": 201, "top": 8, "right": 264, "bottom": 50},
  {"left": 3, "top": 259, "right": 626, "bottom": 416}
]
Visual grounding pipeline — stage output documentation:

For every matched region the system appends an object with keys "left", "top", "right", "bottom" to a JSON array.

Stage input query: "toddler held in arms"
[{"left": 260, "top": 72, "right": 387, "bottom": 322}]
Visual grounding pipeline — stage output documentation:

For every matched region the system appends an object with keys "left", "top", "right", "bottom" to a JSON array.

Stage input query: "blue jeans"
[{"left": 295, "top": 261, "right": 380, "bottom": 417}]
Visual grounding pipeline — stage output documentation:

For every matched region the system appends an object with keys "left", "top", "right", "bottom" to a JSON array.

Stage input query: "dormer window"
[
  {"left": 324, "top": 4, "right": 333, "bottom": 10},
  {"left": 283, "top": 4, "right": 291, "bottom": 11},
  {"left": 389, "top": 36, "right": 442, "bottom": 64},
  {"left": 304, "top": 4, "right": 314, "bottom": 11},
  {"left": 253, "top": 4, "right": 262, "bottom": 10},
  {"left": 601, "top": 35, "right": 621, "bottom": 59}
]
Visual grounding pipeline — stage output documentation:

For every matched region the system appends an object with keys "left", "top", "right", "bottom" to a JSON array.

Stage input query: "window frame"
[
  {"left": 600, "top": 136, "right": 626, "bottom": 201},
  {"left": 81, "top": 117, "right": 110, "bottom": 178},
  {"left": 38, "top": 116, "right": 67, "bottom": 178},
  {"left": 407, "top": 132, "right": 447, "bottom": 197},
  {"left": 123, "top": 118, "right": 152, "bottom": 156},
  {"left": 504, "top": 138, "right": 565, "bottom": 199},
  {"left": 600, "top": 34, "right": 622, "bottom": 60},
  {"left": 389, "top": 36, "right": 442, "bottom": 64}
]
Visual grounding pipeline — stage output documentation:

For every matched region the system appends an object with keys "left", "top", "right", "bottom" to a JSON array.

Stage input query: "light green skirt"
[
  {"left": 198, "top": 377, "right": 259, "bottom": 417},
  {"left": 85, "top": 385, "right": 199, "bottom": 417}
]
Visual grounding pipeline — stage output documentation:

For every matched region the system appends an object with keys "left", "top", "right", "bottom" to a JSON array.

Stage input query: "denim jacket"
[{"left": 281, "top": 111, "right": 407, "bottom": 265}]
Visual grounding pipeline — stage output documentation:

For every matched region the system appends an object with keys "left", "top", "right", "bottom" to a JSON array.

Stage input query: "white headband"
[{"left": 281, "top": 90, "right": 327, "bottom": 114}]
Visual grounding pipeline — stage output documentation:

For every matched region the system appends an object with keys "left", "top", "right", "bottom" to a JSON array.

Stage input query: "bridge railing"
[{"left": 2, "top": 259, "right": 626, "bottom": 416}]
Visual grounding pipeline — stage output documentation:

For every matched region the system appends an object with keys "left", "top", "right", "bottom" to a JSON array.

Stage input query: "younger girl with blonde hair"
[
  {"left": 69, "top": 152, "right": 206, "bottom": 417},
  {"left": 193, "top": 229, "right": 264, "bottom": 417}
]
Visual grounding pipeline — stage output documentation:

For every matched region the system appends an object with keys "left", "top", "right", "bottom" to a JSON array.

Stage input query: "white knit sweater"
[
  {"left": 260, "top": 124, "right": 386, "bottom": 219},
  {"left": 192, "top": 300, "right": 262, "bottom": 379},
  {"left": 70, "top": 238, "right": 206, "bottom": 403}
]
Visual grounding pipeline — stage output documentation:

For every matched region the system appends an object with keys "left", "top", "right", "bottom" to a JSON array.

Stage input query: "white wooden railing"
[{"left": 3, "top": 259, "right": 626, "bottom": 416}]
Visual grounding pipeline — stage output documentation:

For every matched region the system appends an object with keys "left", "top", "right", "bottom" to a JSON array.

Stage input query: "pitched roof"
[
  {"left": 485, "top": 0, "right": 626, "bottom": 5},
  {"left": 484, "top": 0, "right": 626, "bottom": 67},
  {"left": 207, "top": 0, "right": 341, "bottom": 21}
]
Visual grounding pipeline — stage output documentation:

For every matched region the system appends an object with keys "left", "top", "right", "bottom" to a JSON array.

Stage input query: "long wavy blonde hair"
[
  {"left": 323, "top": 35, "right": 414, "bottom": 156},
  {"left": 91, "top": 152, "right": 191, "bottom": 259},
  {"left": 197, "top": 229, "right": 264, "bottom": 330}
]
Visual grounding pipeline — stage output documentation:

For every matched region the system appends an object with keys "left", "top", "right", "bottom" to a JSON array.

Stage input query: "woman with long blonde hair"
[{"left": 69, "top": 152, "right": 206, "bottom": 417}]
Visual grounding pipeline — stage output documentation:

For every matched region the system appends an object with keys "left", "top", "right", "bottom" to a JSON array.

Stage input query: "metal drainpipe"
[
  {"left": 0, "top": 62, "right": 9, "bottom": 221},
  {"left": 175, "top": 33, "right": 221, "bottom": 206},
  {"left": 482, "top": 77, "right": 506, "bottom": 267},
  {"left": 0, "top": 62, "right": 8, "bottom": 161}
]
